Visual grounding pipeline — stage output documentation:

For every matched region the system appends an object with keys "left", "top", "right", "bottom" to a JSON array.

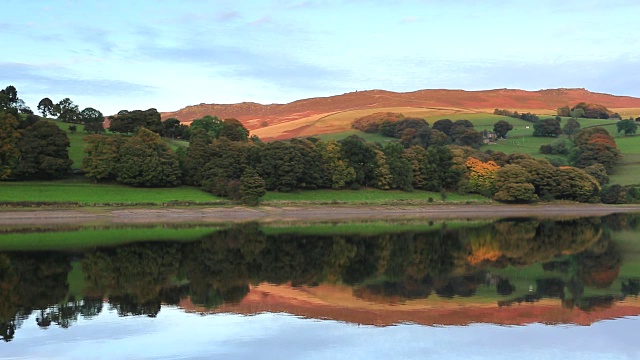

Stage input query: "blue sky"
[{"left": 2, "top": 0, "right": 640, "bottom": 114}]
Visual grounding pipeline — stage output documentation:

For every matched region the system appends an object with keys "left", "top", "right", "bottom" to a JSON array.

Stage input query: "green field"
[
  {"left": 316, "top": 129, "right": 397, "bottom": 143},
  {"left": 262, "top": 188, "right": 489, "bottom": 204},
  {"left": 0, "top": 180, "right": 222, "bottom": 205}
]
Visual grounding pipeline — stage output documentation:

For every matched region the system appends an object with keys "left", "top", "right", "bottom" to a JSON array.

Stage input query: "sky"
[{"left": 2, "top": 0, "right": 640, "bottom": 115}]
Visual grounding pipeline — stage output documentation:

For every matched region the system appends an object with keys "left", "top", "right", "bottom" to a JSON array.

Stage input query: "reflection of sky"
[{"left": 2, "top": 306, "right": 639, "bottom": 360}]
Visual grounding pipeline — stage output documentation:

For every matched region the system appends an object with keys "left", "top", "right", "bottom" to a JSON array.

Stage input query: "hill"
[{"left": 161, "top": 88, "right": 640, "bottom": 141}]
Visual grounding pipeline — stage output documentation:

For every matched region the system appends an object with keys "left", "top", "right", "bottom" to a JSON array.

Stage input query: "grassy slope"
[
  {"left": 262, "top": 188, "right": 488, "bottom": 204},
  {"left": 0, "top": 179, "right": 222, "bottom": 204}
]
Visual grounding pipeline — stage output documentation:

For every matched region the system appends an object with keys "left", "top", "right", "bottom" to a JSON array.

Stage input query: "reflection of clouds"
[{"left": 2, "top": 308, "right": 639, "bottom": 360}]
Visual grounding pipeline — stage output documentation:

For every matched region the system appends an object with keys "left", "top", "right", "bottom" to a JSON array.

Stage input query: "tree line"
[{"left": 0, "top": 84, "right": 633, "bottom": 204}]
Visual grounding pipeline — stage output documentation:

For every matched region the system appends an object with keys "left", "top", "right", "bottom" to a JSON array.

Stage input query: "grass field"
[
  {"left": 0, "top": 179, "right": 222, "bottom": 205},
  {"left": 316, "top": 129, "right": 397, "bottom": 143},
  {"left": 262, "top": 188, "right": 489, "bottom": 204}
]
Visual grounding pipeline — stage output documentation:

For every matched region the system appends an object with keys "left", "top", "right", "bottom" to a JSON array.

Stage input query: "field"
[
  {"left": 0, "top": 179, "right": 222, "bottom": 205},
  {"left": 251, "top": 106, "right": 473, "bottom": 141},
  {"left": 262, "top": 188, "right": 488, "bottom": 204}
]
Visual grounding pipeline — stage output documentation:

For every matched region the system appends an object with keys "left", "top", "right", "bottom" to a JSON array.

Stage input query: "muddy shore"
[{"left": 2, "top": 204, "right": 640, "bottom": 225}]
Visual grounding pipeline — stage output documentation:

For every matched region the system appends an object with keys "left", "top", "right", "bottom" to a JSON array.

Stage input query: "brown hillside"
[
  {"left": 179, "top": 283, "right": 640, "bottom": 327},
  {"left": 161, "top": 88, "right": 640, "bottom": 139}
]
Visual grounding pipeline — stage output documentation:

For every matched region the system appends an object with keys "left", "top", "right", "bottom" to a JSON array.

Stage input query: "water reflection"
[{"left": 1, "top": 214, "right": 640, "bottom": 342}]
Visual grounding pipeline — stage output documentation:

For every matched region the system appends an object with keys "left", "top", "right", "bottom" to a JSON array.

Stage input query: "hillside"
[{"left": 160, "top": 88, "right": 640, "bottom": 140}]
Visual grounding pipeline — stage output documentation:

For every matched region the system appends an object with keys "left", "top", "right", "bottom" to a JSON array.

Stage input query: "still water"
[{"left": 1, "top": 215, "right": 639, "bottom": 359}]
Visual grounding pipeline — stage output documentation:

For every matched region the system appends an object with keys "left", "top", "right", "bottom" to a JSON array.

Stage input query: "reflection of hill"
[{"left": 180, "top": 283, "right": 640, "bottom": 327}]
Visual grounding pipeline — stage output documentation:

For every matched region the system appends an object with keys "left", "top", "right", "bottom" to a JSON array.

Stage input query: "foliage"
[
  {"left": 82, "top": 135, "right": 122, "bottom": 181},
  {"left": 571, "top": 127, "right": 621, "bottom": 174},
  {"left": 532, "top": 118, "right": 561, "bottom": 137},
  {"left": 14, "top": 121, "right": 73, "bottom": 179},
  {"left": 108, "top": 108, "right": 163, "bottom": 134},
  {"left": 493, "top": 120, "right": 513, "bottom": 139},
  {"left": 562, "top": 118, "right": 581, "bottom": 136},
  {"left": 55, "top": 98, "right": 81, "bottom": 123},
  {"left": 339, "top": 135, "right": 377, "bottom": 187},
  {"left": 0, "top": 112, "right": 21, "bottom": 180},
  {"left": 315, "top": 139, "right": 356, "bottom": 189},
  {"left": 571, "top": 102, "right": 611, "bottom": 119},
  {"left": 219, "top": 118, "right": 249, "bottom": 141},
  {"left": 493, "top": 109, "right": 539, "bottom": 123},
  {"left": 382, "top": 142, "right": 413, "bottom": 191},
  {"left": 616, "top": 119, "right": 638, "bottom": 136},
  {"left": 80, "top": 107, "right": 105, "bottom": 134},
  {"left": 115, "top": 128, "right": 182, "bottom": 187},
  {"left": 600, "top": 184, "right": 627, "bottom": 204},
  {"left": 240, "top": 167, "right": 266, "bottom": 205},
  {"left": 37, "top": 98, "right": 55, "bottom": 118},
  {"left": 465, "top": 157, "right": 500, "bottom": 196},
  {"left": 351, "top": 112, "right": 404, "bottom": 133},
  {"left": 539, "top": 138, "right": 571, "bottom": 155}
]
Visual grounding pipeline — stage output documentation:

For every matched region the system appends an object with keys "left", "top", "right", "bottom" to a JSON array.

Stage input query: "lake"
[{"left": 1, "top": 215, "right": 639, "bottom": 359}]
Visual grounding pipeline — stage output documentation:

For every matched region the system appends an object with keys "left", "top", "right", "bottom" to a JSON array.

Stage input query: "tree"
[
  {"left": 493, "top": 164, "right": 538, "bottom": 203},
  {"left": 382, "top": 142, "right": 413, "bottom": 191},
  {"left": 532, "top": 118, "right": 561, "bottom": 137},
  {"left": 493, "top": 120, "right": 513, "bottom": 139},
  {"left": 14, "top": 121, "right": 73, "bottom": 179},
  {"left": 315, "top": 139, "right": 356, "bottom": 189},
  {"left": 557, "top": 106, "right": 571, "bottom": 117},
  {"left": 190, "top": 115, "right": 224, "bottom": 138},
  {"left": 339, "top": 135, "right": 377, "bottom": 186},
  {"left": 162, "top": 118, "right": 181, "bottom": 138},
  {"left": 37, "top": 98, "right": 55, "bottom": 118},
  {"left": 432, "top": 119, "right": 454, "bottom": 137},
  {"left": 616, "top": 119, "right": 638, "bottom": 136},
  {"left": 0, "top": 112, "right": 20, "bottom": 179},
  {"left": 115, "top": 128, "right": 181, "bottom": 187},
  {"left": 109, "top": 109, "right": 163, "bottom": 134},
  {"left": 55, "top": 98, "right": 81, "bottom": 123},
  {"left": 82, "top": 135, "right": 122, "bottom": 182},
  {"left": 570, "top": 108, "right": 585, "bottom": 119},
  {"left": 80, "top": 107, "right": 105, "bottom": 134},
  {"left": 240, "top": 168, "right": 266, "bottom": 206},
  {"left": 562, "top": 118, "right": 581, "bottom": 136},
  {"left": 219, "top": 118, "right": 248, "bottom": 141}
]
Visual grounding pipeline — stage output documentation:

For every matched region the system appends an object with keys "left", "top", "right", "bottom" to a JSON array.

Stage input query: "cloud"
[
  {"left": 136, "top": 43, "right": 342, "bottom": 90},
  {"left": 0, "top": 62, "right": 156, "bottom": 98}
]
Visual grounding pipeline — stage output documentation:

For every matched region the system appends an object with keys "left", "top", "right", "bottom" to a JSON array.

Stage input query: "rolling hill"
[{"left": 160, "top": 88, "right": 640, "bottom": 141}]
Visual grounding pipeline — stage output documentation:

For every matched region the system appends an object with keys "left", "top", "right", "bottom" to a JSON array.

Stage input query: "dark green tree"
[
  {"left": 14, "top": 121, "right": 73, "bottom": 179},
  {"left": 108, "top": 109, "right": 163, "bottom": 134},
  {"left": 55, "top": 98, "right": 81, "bottom": 123},
  {"left": 115, "top": 128, "right": 181, "bottom": 187},
  {"left": 80, "top": 107, "right": 105, "bottom": 134},
  {"left": 37, "top": 98, "right": 55, "bottom": 118},
  {"left": 82, "top": 135, "right": 123, "bottom": 182},
  {"left": 190, "top": 115, "right": 224, "bottom": 138},
  {"left": 493, "top": 120, "right": 513, "bottom": 139},
  {"left": 0, "top": 112, "right": 20, "bottom": 179},
  {"left": 616, "top": 119, "right": 638, "bottom": 136},
  {"left": 240, "top": 167, "right": 266, "bottom": 205},
  {"left": 219, "top": 118, "right": 249, "bottom": 141},
  {"left": 562, "top": 118, "right": 581, "bottom": 136},
  {"left": 382, "top": 142, "right": 413, "bottom": 191},
  {"left": 533, "top": 118, "right": 562, "bottom": 137},
  {"left": 339, "top": 135, "right": 377, "bottom": 186}
]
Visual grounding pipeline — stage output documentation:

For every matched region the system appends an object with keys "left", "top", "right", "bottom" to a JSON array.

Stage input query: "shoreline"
[{"left": 2, "top": 203, "right": 640, "bottom": 225}]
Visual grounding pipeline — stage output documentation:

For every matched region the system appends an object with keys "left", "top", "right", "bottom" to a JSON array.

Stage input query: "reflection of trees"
[{"left": 2, "top": 214, "right": 640, "bottom": 340}]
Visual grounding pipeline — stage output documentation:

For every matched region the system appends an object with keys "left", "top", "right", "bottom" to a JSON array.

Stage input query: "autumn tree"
[
  {"left": 465, "top": 157, "right": 500, "bottom": 196},
  {"left": 315, "top": 139, "right": 356, "bottom": 189},
  {"left": 493, "top": 164, "right": 538, "bottom": 203}
]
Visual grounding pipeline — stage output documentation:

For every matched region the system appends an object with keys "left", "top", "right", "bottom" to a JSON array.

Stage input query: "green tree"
[
  {"left": 183, "top": 129, "right": 213, "bottom": 186},
  {"left": 557, "top": 106, "right": 571, "bottom": 117},
  {"left": 493, "top": 164, "right": 538, "bottom": 203},
  {"left": 616, "top": 119, "right": 638, "bottom": 136},
  {"left": 190, "top": 115, "right": 224, "bottom": 138},
  {"left": 0, "top": 112, "right": 20, "bottom": 179},
  {"left": 339, "top": 135, "right": 377, "bottom": 186},
  {"left": 315, "top": 139, "right": 356, "bottom": 189},
  {"left": 493, "top": 120, "right": 513, "bottom": 139},
  {"left": 55, "top": 98, "right": 81, "bottom": 123},
  {"left": 80, "top": 107, "right": 105, "bottom": 134},
  {"left": 533, "top": 118, "right": 561, "bottom": 137},
  {"left": 240, "top": 167, "right": 266, "bottom": 206},
  {"left": 115, "top": 128, "right": 181, "bottom": 187},
  {"left": 82, "top": 135, "right": 122, "bottom": 182},
  {"left": 108, "top": 109, "right": 163, "bottom": 134},
  {"left": 562, "top": 117, "right": 581, "bottom": 136},
  {"left": 219, "top": 118, "right": 249, "bottom": 141},
  {"left": 37, "top": 98, "right": 55, "bottom": 118},
  {"left": 383, "top": 142, "right": 413, "bottom": 191},
  {"left": 14, "top": 121, "right": 73, "bottom": 179}
]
